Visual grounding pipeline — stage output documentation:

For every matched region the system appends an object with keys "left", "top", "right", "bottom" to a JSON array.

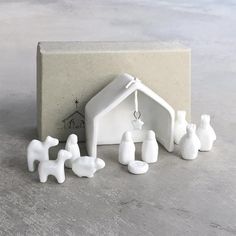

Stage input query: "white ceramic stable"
[
  {"left": 174, "top": 110, "right": 188, "bottom": 144},
  {"left": 119, "top": 131, "right": 135, "bottom": 165},
  {"left": 27, "top": 136, "right": 59, "bottom": 172},
  {"left": 38, "top": 149, "right": 72, "bottom": 184},
  {"left": 180, "top": 124, "right": 201, "bottom": 160},
  {"left": 128, "top": 161, "right": 149, "bottom": 175},
  {"left": 196, "top": 114, "right": 216, "bottom": 151},
  {"left": 141, "top": 130, "right": 158, "bottom": 163},
  {"left": 72, "top": 156, "right": 105, "bottom": 178},
  {"left": 85, "top": 73, "right": 175, "bottom": 157},
  {"left": 65, "top": 134, "right": 81, "bottom": 168}
]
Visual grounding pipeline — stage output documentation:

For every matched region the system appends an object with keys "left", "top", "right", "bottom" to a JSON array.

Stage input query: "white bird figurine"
[
  {"left": 180, "top": 124, "right": 201, "bottom": 160},
  {"left": 174, "top": 110, "right": 188, "bottom": 144},
  {"left": 196, "top": 114, "right": 216, "bottom": 151}
]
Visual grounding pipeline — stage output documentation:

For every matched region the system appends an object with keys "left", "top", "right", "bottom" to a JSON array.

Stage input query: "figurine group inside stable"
[{"left": 27, "top": 73, "right": 216, "bottom": 183}]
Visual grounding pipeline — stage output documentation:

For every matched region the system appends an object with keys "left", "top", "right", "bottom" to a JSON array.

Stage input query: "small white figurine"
[
  {"left": 174, "top": 110, "right": 188, "bottom": 144},
  {"left": 72, "top": 156, "right": 105, "bottom": 178},
  {"left": 38, "top": 149, "right": 72, "bottom": 184},
  {"left": 141, "top": 130, "right": 158, "bottom": 163},
  {"left": 118, "top": 131, "right": 135, "bottom": 165},
  {"left": 27, "top": 136, "right": 59, "bottom": 172},
  {"left": 65, "top": 134, "right": 81, "bottom": 168},
  {"left": 180, "top": 124, "right": 201, "bottom": 160},
  {"left": 196, "top": 114, "right": 216, "bottom": 151},
  {"left": 128, "top": 161, "right": 149, "bottom": 175}
]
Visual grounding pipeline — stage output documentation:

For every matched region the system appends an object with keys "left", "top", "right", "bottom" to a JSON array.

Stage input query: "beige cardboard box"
[{"left": 37, "top": 41, "right": 191, "bottom": 142}]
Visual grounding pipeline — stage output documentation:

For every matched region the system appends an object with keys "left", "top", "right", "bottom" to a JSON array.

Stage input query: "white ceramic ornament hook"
[
  {"left": 174, "top": 110, "right": 188, "bottom": 144},
  {"left": 27, "top": 136, "right": 59, "bottom": 172},
  {"left": 196, "top": 114, "right": 216, "bottom": 151},
  {"left": 65, "top": 134, "right": 81, "bottom": 168},
  {"left": 72, "top": 156, "right": 105, "bottom": 178},
  {"left": 141, "top": 130, "right": 158, "bottom": 163},
  {"left": 118, "top": 131, "right": 135, "bottom": 165},
  {"left": 38, "top": 149, "right": 72, "bottom": 184},
  {"left": 180, "top": 124, "right": 201, "bottom": 160}
]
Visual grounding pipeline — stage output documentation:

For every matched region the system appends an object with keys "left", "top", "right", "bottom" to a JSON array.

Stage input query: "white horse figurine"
[
  {"left": 27, "top": 136, "right": 59, "bottom": 172},
  {"left": 38, "top": 149, "right": 72, "bottom": 184}
]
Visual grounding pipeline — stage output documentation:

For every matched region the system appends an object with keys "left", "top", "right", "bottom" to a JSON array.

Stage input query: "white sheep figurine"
[
  {"left": 27, "top": 136, "right": 59, "bottom": 172},
  {"left": 38, "top": 149, "right": 72, "bottom": 184}
]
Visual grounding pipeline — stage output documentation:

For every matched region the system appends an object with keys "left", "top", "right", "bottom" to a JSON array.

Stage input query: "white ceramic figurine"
[
  {"left": 118, "top": 131, "right": 135, "bottom": 165},
  {"left": 38, "top": 149, "right": 72, "bottom": 184},
  {"left": 27, "top": 136, "right": 59, "bottom": 172},
  {"left": 72, "top": 156, "right": 105, "bottom": 178},
  {"left": 196, "top": 114, "right": 216, "bottom": 151},
  {"left": 141, "top": 130, "right": 158, "bottom": 163},
  {"left": 180, "top": 124, "right": 201, "bottom": 160},
  {"left": 65, "top": 134, "right": 81, "bottom": 168},
  {"left": 128, "top": 160, "right": 149, "bottom": 175},
  {"left": 174, "top": 110, "right": 188, "bottom": 144}
]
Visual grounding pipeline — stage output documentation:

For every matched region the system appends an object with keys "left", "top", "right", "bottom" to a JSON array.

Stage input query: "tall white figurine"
[
  {"left": 27, "top": 136, "right": 59, "bottom": 172},
  {"left": 141, "top": 130, "right": 158, "bottom": 163},
  {"left": 38, "top": 149, "right": 72, "bottom": 184},
  {"left": 119, "top": 131, "right": 135, "bottom": 165},
  {"left": 174, "top": 110, "right": 188, "bottom": 144},
  {"left": 65, "top": 134, "right": 81, "bottom": 168},
  {"left": 196, "top": 114, "right": 216, "bottom": 151},
  {"left": 180, "top": 124, "right": 201, "bottom": 160}
]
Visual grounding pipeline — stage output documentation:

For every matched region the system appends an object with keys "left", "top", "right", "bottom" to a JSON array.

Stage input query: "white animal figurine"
[
  {"left": 196, "top": 114, "right": 216, "bottom": 151},
  {"left": 118, "top": 131, "right": 135, "bottom": 165},
  {"left": 141, "top": 130, "right": 158, "bottom": 163},
  {"left": 180, "top": 124, "right": 201, "bottom": 160},
  {"left": 38, "top": 149, "right": 72, "bottom": 184},
  {"left": 65, "top": 134, "right": 81, "bottom": 168},
  {"left": 27, "top": 136, "right": 59, "bottom": 172},
  {"left": 174, "top": 110, "right": 188, "bottom": 144},
  {"left": 72, "top": 156, "right": 105, "bottom": 178}
]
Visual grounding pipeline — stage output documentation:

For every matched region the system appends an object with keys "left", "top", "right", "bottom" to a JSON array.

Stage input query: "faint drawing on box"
[{"left": 62, "top": 99, "right": 85, "bottom": 141}]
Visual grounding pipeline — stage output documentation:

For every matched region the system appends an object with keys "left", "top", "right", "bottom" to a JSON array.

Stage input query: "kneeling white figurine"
[
  {"left": 196, "top": 114, "right": 216, "bottom": 151},
  {"left": 65, "top": 134, "right": 81, "bottom": 168},
  {"left": 180, "top": 124, "right": 201, "bottom": 160},
  {"left": 72, "top": 156, "right": 105, "bottom": 178},
  {"left": 141, "top": 130, "right": 158, "bottom": 163},
  {"left": 38, "top": 149, "right": 72, "bottom": 184},
  {"left": 27, "top": 136, "right": 59, "bottom": 172}
]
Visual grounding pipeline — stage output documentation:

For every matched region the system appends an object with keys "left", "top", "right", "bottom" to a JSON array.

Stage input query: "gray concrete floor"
[{"left": 0, "top": 0, "right": 236, "bottom": 235}]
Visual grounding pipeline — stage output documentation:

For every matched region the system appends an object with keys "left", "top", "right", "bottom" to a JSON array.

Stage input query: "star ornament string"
[
  {"left": 125, "top": 77, "right": 144, "bottom": 130},
  {"left": 132, "top": 90, "right": 144, "bottom": 130}
]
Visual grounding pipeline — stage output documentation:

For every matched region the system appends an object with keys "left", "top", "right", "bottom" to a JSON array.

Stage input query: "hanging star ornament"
[
  {"left": 132, "top": 111, "right": 144, "bottom": 130},
  {"left": 132, "top": 118, "right": 144, "bottom": 130}
]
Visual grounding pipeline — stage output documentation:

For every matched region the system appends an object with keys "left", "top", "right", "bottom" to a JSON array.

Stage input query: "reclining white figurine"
[
  {"left": 72, "top": 156, "right": 105, "bottom": 178},
  {"left": 27, "top": 136, "right": 59, "bottom": 172},
  {"left": 65, "top": 134, "right": 81, "bottom": 168},
  {"left": 38, "top": 149, "right": 72, "bottom": 184}
]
